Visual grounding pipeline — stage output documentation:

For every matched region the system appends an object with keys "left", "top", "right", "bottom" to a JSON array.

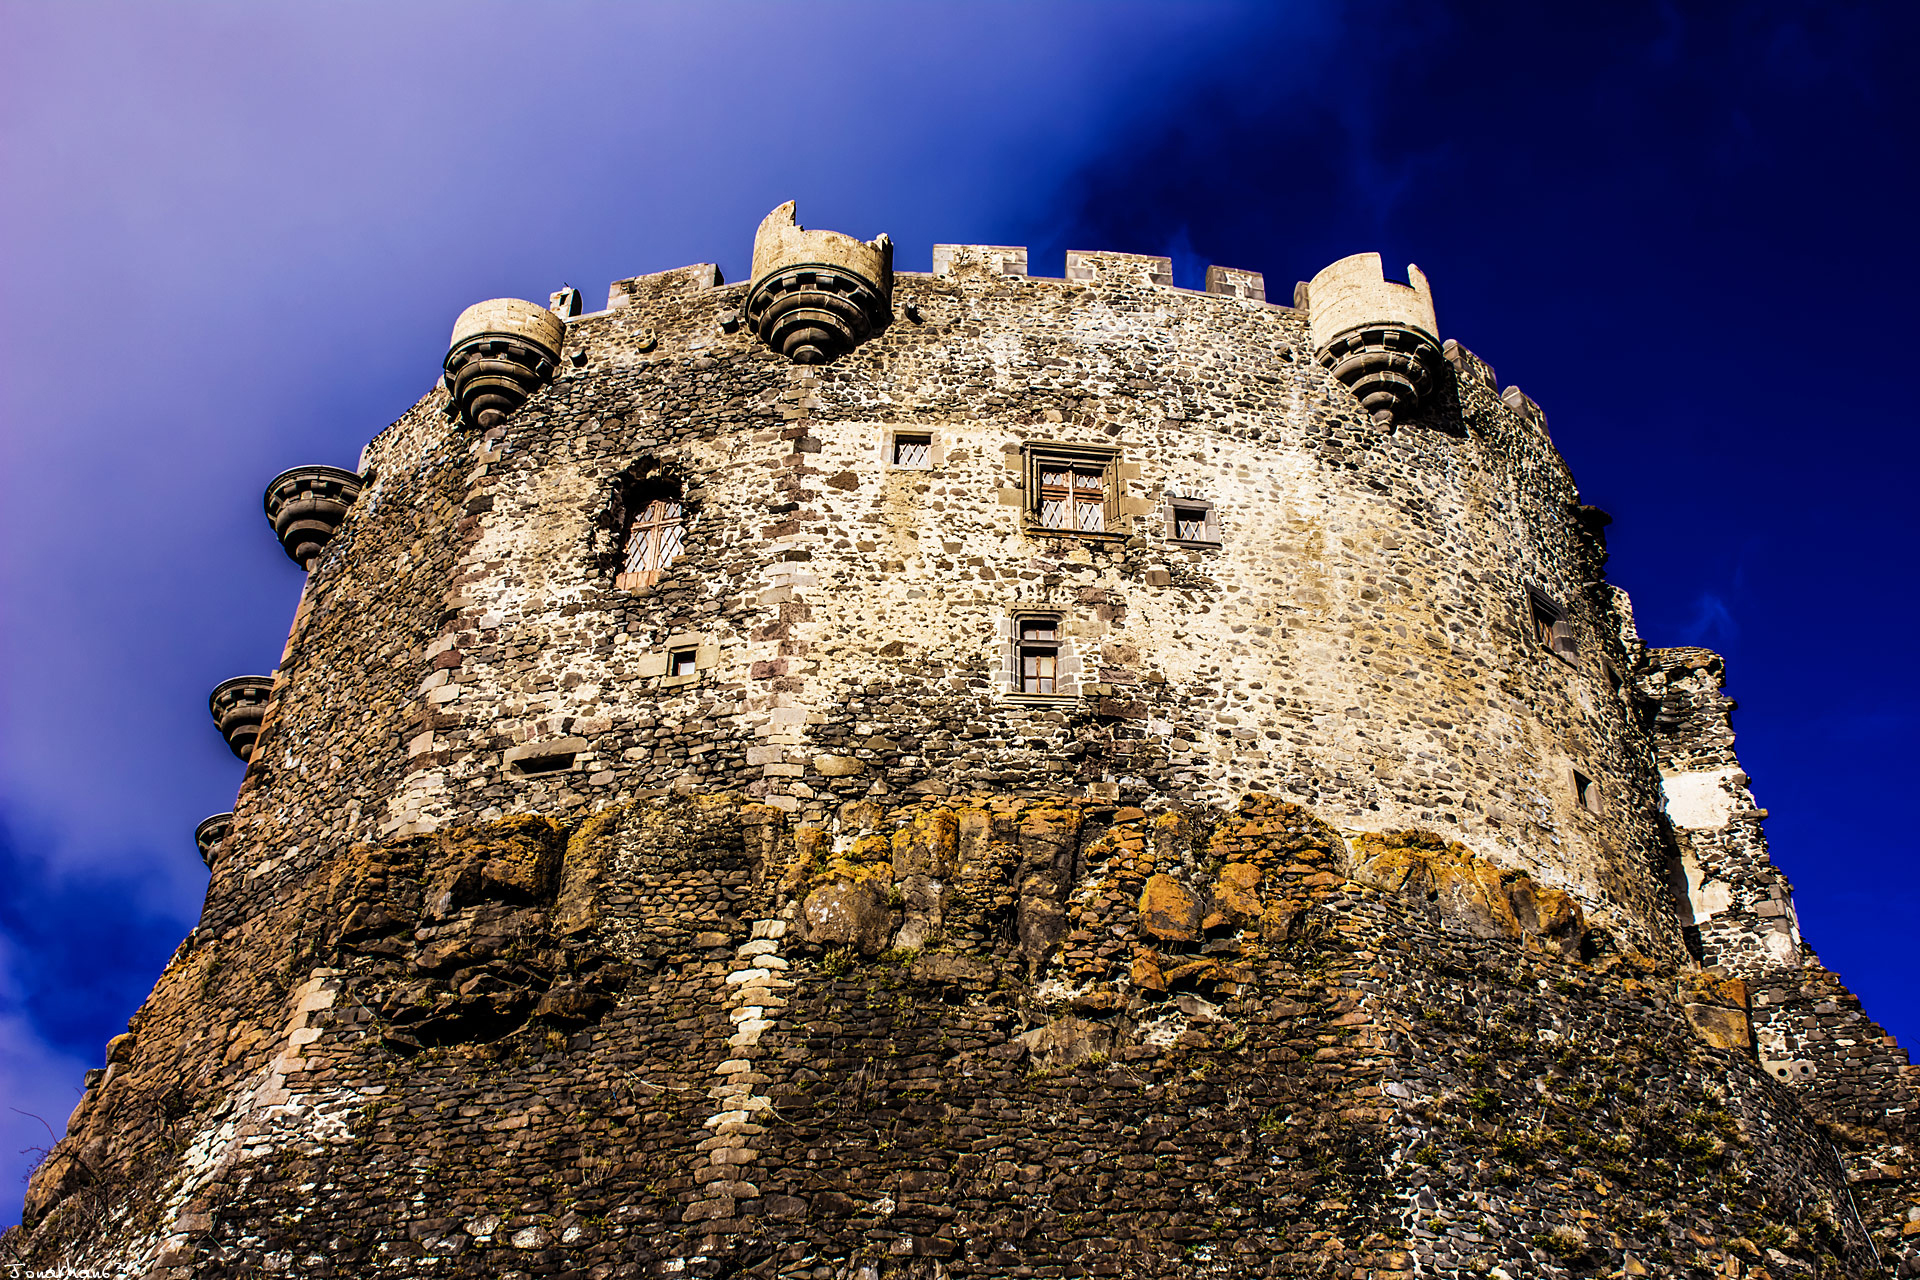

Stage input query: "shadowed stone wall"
[{"left": 10, "top": 225, "right": 1914, "bottom": 1276}]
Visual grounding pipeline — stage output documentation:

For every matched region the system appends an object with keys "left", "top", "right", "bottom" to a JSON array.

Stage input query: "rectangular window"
[
  {"left": 1573, "top": 769, "right": 1600, "bottom": 815},
  {"left": 621, "top": 498, "right": 687, "bottom": 588},
  {"left": 1528, "top": 589, "right": 1578, "bottom": 661},
  {"left": 891, "top": 432, "right": 932, "bottom": 468},
  {"left": 1018, "top": 618, "right": 1060, "bottom": 694},
  {"left": 1039, "top": 466, "right": 1105, "bottom": 532},
  {"left": 668, "top": 647, "right": 698, "bottom": 678},
  {"left": 1165, "top": 497, "right": 1220, "bottom": 545},
  {"left": 1025, "top": 444, "right": 1118, "bottom": 537}
]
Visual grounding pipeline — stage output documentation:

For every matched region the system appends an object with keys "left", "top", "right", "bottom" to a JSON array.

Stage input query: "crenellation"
[
  {"left": 1064, "top": 249, "right": 1175, "bottom": 287},
  {"left": 930, "top": 243, "right": 1028, "bottom": 278},
  {"left": 1204, "top": 263, "right": 1266, "bottom": 301},
  {"left": 15, "top": 202, "right": 1913, "bottom": 1278}
]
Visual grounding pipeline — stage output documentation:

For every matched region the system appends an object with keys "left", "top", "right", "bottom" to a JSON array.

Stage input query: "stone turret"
[
  {"left": 1303, "top": 252, "right": 1441, "bottom": 422},
  {"left": 193, "top": 812, "right": 233, "bottom": 870},
  {"left": 442, "top": 299, "right": 565, "bottom": 430},
  {"left": 262, "top": 465, "right": 362, "bottom": 568},
  {"left": 744, "top": 201, "right": 892, "bottom": 364},
  {"left": 207, "top": 675, "right": 273, "bottom": 762}
]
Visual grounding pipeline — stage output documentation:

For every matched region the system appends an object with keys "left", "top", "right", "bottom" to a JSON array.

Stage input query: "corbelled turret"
[
  {"left": 207, "top": 675, "right": 273, "bottom": 762},
  {"left": 442, "top": 299, "right": 565, "bottom": 429},
  {"left": 263, "top": 465, "right": 362, "bottom": 569},
  {"left": 745, "top": 201, "right": 892, "bottom": 364},
  {"left": 193, "top": 812, "right": 233, "bottom": 870},
  {"left": 1302, "top": 252, "right": 1441, "bottom": 423}
]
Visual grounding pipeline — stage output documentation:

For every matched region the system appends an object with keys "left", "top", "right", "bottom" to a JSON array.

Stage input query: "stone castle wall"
[
  {"left": 246, "top": 246, "right": 1673, "bottom": 954},
  {"left": 12, "top": 218, "right": 1916, "bottom": 1276}
]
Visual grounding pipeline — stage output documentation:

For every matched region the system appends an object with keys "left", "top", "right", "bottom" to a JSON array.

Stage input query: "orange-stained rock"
[
  {"left": 1684, "top": 1003, "right": 1752, "bottom": 1051},
  {"left": 1131, "top": 949, "right": 1167, "bottom": 992},
  {"left": 1350, "top": 829, "right": 1520, "bottom": 941},
  {"left": 1139, "top": 874, "right": 1201, "bottom": 940},
  {"left": 1505, "top": 874, "right": 1585, "bottom": 958},
  {"left": 892, "top": 805, "right": 959, "bottom": 879},
  {"left": 1214, "top": 862, "right": 1263, "bottom": 921},
  {"left": 1348, "top": 828, "right": 1586, "bottom": 958},
  {"left": 1206, "top": 796, "right": 1344, "bottom": 872},
  {"left": 1261, "top": 903, "right": 1299, "bottom": 942},
  {"left": 1161, "top": 958, "right": 1220, "bottom": 988}
]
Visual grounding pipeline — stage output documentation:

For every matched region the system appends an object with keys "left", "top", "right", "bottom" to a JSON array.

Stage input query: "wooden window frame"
[
  {"left": 1526, "top": 587, "right": 1579, "bottom": 664},
  {"left": 1164, "top": 496, "right": 1221, "bottom": 547},
  {"left": 616, "top": 495, "right": 689, "bottom": 590},
  {"left": 890, "top": 430, "right": 935, "bottom": 470},
  {"left": 1008, "top": 612, "right": 1074, "bottom": 701},
  {"left": 1023, "top": 443, "right": 1122, "bottom": 541}
]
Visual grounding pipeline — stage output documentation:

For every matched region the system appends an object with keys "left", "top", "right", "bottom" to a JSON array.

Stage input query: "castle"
[{"left": 10, "top": 202, "right": 1914, "bottom": 1277}]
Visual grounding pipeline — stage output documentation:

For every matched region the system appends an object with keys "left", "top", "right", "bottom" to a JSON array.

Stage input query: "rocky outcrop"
[
  {"left": 322, "top": 815, "right": 632, "bottom": 1050},
  {"left": 13, "top": 793, "right": 1897, "bottom": 1276}
]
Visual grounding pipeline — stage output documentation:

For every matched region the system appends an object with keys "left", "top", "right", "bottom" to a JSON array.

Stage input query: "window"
[
  {"left": 1527, "top": 589, "right": 1578, "bottom": 661},
  {"left": 1573, "top": 769, "right": 1601, "bottom": 815},
  {"left": 668, "top": 647, "right": 698, "bottom": 678},
  {"left": 1165, "top": 496, "right": 1220, "bottom": 545},
  {"left": 891, "top": 432, "right": 932, "bottom": 468},
  {"left": 1040, "top": 465, "right": 1105, "bottom": 532},
  {"left": 619, "top": 496, "right": 687, "bottom": 588},
  {"left": 1024, "top": 444, "right": 1119, "bottom": 537},
  {"left": 1018, "top": 617, "right": 1061, "bottom": 695},
  {"left": 512, "top": 749, "right": 576, "bottom": 776}
]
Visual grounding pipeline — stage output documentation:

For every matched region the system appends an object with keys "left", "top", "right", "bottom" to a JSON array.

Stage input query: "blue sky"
[{"left": 2, "top": 1, "right": 1914, "bottom": 1225}]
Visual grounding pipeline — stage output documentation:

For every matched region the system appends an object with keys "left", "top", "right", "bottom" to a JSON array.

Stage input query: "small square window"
[
  {"left": 1024, "top": 445, "right": 1118, "bottom": 538},
  {"left": 1165, "top": 497, "right": 1220, "bottom": 545},
  {"left": 1573, "top": 770, "right": 1600, "bottom": 814},
  {"left": 668, "top": 648, "right": 698, "bottom": 678},
  {"left": 891, "top": 432, "right": 932, "bottom": 468},
  {"left": 1039, "top": 466, "right": 1106, "bottom": 532},
  {"left": 1017, "top": 617, "right": 1061, "bottom": 695}
]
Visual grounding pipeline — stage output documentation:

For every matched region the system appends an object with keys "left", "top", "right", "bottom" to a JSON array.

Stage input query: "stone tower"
[{"left": 11, "top": 205, "right": 1915, "bottom": 1278}]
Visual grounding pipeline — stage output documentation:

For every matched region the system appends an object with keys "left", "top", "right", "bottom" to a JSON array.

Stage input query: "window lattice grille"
[
  {"left": 623, "top": 499, "right": 686, "bottom": 585},
  {"left": 1039, "top": 467, "right": 1106, "bottom": 532}
]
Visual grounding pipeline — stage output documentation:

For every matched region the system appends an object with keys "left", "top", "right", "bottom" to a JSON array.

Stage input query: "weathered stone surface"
[
  {"left": 17, "top": 792, "right": 1906, "bottom": 1276},
  {"left": 1138, "top": 873, "right": 1201, "bottom": 940},
  {"left": 799, "top": 879, "right": 891, "bottom": 954},
  {"left": 1685, "top": 1002, "right": 1753, "bottom": 1051},
  {"left": 13, "top": 209, "right": 1912, "bottom": 1277},
  {"left": 1214, "top": 861, "right": 1263, "bottom": 921},
  {"left": 810, "top": 753, "right": 864, "bottom": 777}
]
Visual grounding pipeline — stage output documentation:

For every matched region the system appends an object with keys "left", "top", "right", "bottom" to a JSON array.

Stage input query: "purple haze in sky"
[{"left": 2, "top": 1, "right": 1915, "bottom": 1225}]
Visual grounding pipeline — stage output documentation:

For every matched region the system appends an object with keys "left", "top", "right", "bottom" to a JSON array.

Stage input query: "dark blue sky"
[{"left": 2, "top": 1, "right": 1914, "bottom": 1225}]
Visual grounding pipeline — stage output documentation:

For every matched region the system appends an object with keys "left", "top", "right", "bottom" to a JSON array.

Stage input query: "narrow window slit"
[{"left": 512, "top": 750, "right": 576, "bottom": 776}]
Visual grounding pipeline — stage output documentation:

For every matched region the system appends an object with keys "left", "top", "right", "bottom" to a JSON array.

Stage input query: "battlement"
[{"left": 930, "top": 243, "right": 1027, "bottom": 277}]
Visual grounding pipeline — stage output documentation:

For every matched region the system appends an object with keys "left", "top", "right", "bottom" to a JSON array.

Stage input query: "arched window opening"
[{"left": 618, "top": 492, "right": 687, "bottom": 589}]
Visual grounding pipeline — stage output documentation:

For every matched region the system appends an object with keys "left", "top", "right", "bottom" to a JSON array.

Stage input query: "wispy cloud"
[{"left": 1677, "top": 592, "right": 1740, "bottom": 645}]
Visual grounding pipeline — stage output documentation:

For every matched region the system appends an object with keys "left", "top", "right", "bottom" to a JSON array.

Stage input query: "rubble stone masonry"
[{"left": 9, "top": 213, "right": 1913, "bottom": 1277}]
